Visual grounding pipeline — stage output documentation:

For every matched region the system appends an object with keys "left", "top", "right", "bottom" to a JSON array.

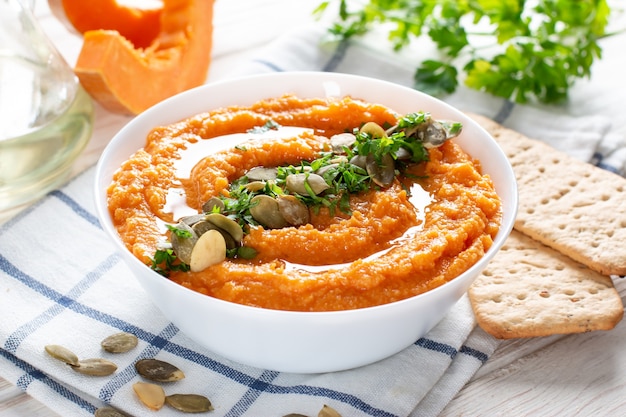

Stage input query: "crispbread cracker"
[
  {"left": 469, "top": 231, "right": 623, "bottom": 339},
  {"left": 469, "top": 113, "right": 626, "bottom": 276}
]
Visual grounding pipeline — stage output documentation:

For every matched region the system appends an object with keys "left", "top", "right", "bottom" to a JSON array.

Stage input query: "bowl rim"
[{"left": 94, "top": 71, "right": 518, "bottom": 317}]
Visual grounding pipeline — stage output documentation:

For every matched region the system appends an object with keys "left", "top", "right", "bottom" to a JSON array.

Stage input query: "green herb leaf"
[
  {"left": 166, "top": 224, "right": 193, "bottom": 239},
  {"left": 235, "top": 246, "right": 258, "bottom": 260},
  {"left": 414, "top": 60, "right": 458, "bottom": 97},
  {"left": 316, "top": 0, "right": 618, "bottom": 104},
  {"left": 248, "top": 119, "right": 282, "bottom": 134},
  {"left": 149, "top": 249, "right": 190, "bottom": 277}
]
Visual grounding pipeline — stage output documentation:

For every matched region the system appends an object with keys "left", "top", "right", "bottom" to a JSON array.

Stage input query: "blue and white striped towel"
[
  {"left": 0, "top": 166, "right": 497, "bottom": 417},
  {"left": 3, "top": 11, "right": 626, "bottom": 417}
]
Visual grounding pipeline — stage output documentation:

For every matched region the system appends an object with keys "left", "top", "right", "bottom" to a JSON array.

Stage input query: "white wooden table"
[{"left": 2, "top": 1, "right": 625, "bottom": 415}]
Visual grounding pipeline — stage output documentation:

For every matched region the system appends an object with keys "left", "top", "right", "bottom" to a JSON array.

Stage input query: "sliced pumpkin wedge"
[
  {"left": 69, "top": 0, "right": 214, "bottom": 115},
  {"left": 50, "top": 0, "right": 162, "bottom": 49}
]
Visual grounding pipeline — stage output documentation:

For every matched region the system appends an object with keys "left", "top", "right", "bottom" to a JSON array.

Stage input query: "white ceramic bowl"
[{"left": 95, "top": 72, "right": 517, "bottom": 373}]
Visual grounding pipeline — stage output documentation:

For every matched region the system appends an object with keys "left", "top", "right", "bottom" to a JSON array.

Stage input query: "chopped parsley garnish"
[
  {"left": 247, "top": 119, "right": 281, "bottom": 134},
  {"left": 166, "top": 224, "right": 193, "bottom": 239},
  {"left": 149, "top": 248, "right": 190, "bottom": 277},
  {"left": 212, "top": 112, "right": 456, "bottom": 222}
]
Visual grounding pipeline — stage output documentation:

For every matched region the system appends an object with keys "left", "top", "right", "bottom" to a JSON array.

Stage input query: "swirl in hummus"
[{"left": 107, "top": 95, "right": 502, "bottom": 311}]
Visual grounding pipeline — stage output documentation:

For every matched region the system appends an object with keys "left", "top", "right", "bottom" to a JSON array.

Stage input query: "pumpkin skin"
[
  {"left": 58, "top": 0, "right": 162, "bottom": 49},
  {"left": 71, "top": 0, "right": 214, "bottom": 115}
]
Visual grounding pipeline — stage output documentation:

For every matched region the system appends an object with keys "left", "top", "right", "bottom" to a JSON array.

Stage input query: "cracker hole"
[
  {"left": 564, "top": 289, "right": 575, "bottom": 296},
  {"left": 617, "top": 185, "right": 624, "bottom": 193},
  {"left": 591, "top": 241, "right": 600, "bottom": 248},
  {"left": 538, "top": 167, "right": 546, "bottom": 174},
  {"left": 607, "top": 230, "right": 614, "bottom": 238},
  {"left": 541, "top": 198, "right": 550, "bottom": 205},
  {"left": 558, "top": 224, "right": 566, "bottom": 230},
  {"left": 492, "top": 296, "right": 502, "bottom": 303},
  {"left": 621, "top": 221, "right": 626, "bottom": 228},
  {"left": 568, "top": 180, "right": 578, "bottom": 187},
  {"left": 517, "top": 293, "right": 527, "bottom": 300},
  {"left": 539, "top": 290, "right": 550, "bottom": 298},
  {"left": 573, "top": 213, "right": 582, "bottom": 220},
  {"left": 589, "top": 288, "right": 598, "bottom": 295},
  {"left": 526, "top": 208, "right": 535, "bottom": 215},
  {"left": 601, "top": 194, "right": 610, "bottom": 201},
  {"left": 555, "top": 265, "right": 565, "bottom": 271},
  {"left": 508, "top": 269, "right": 518, "bottom": 274},
  {"left": 552, "top": 158, "right": 561, "bottom": 164}
]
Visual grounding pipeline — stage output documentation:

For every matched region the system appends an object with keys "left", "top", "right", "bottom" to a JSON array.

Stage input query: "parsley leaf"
[
  {"left": 248, "top": 119, "right": 281, "bottom": 134},
  {"left": 316, "top": 0, "right": 620, "bottom": 104},
  {"left": 166, "top": 224, "right": 193, "bottom": 239},
  {"left": 414, "top": 60, "right": 458, "bottom": 97},
  {"left": 149, "top": 248, "right": 190, "bottom": 277}
]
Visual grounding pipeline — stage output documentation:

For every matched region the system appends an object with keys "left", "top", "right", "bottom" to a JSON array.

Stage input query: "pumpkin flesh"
[
  {"left": 74, "top": 0, "right": 214, "bottom": 115},
  {"left": 57, "top": 0, "right": 162, "bottom": 49}
]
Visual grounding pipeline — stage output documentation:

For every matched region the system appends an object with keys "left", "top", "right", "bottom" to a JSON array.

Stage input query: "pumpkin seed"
[
  {"left": 318, "top": 404, "right": 342, "bottom": 417},
  {"left": 395, "top": 146, "right": 412, "bottom": 160},
  {"left": 189, "top": 229, "right": 227, "bottom": 272},
  {"left": 315, "top": 163, "right": 340, "bottom": 178},
  {"left": 349, "top": 154, "right": 367, "bottom": 169},
  {"left": 365, "top": 153, "right": 395, "bottom": 188},
  {"left": 165, "top": 393, "right": 214, "bottom": 413},
  {"left": 44, "top": 344, "right": 79, "bottom": 366},
  {"left": 180, "top": 214, "right": 206, "bottom": 227},
  {"left": 101, "top": 332, "right": 138, "bottom": 353},
  {"left": 135, "top": 358, "right": 185, "bottom": 382},
  {"left": 249, "top": 194, "right": 288, "bottom": 229},
  {"left": 71, "top": 358, "right": 118, "bottom": 376},
  {"left": 94, "top": 406, "right": 131, "bottom": 417},
  {"left": 277, "top": 195, "right": 310, "bottom": 226},
  {"left": 420, "top": 120, "right": 448, "bottom": 148},
  {"left": 133, "top": 381, "right": 165, "bottom": 411},
  {"left": 170, "top": 221, "right": 198, "bottom": 265},
  {"left": 329, "top": 132, "right": 356, "bottom": 153},
  {"left": 205, "top": 212, "right": 244, "bottom": 243},
  {"left": 246, "top": 166, "right": 278, "bottom": 181},
  {"left": 244, "top": 180, "right": 267, "bottom": 192},
  {"left": 439, "top": 120, "right": 463, "bottom": 139},
  {"left": 359, "top": 121, "right": 387, "bottom": 139},
  {"left": 191, "top": 219, "right": 219, "bottom": 236},
  {"left": 386, "top": 115, "right": 461, "bottom": 149},
  {"left": 285, "top": 173, "right": 330, "bottom": 195},
  {"left": 202, "top": 196, "right": 225, "bottom": 213}
]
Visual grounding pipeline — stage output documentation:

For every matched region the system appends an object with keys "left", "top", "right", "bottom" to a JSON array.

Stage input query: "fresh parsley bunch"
[{"left": 315, "top": 0, "right": 619, "bottom": 104}]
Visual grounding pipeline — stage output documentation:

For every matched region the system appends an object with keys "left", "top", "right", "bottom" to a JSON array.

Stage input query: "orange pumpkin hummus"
[{"left": 108, "top": 95, "right": 502, "bottom": 311}]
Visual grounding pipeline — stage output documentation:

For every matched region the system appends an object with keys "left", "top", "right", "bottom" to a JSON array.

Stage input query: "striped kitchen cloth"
[
  {"left": 0, "top": 165, "right": 497, "bottom": 417},
  {"left": 4, "top": 11, "right": 624, "bottom": 417}
]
